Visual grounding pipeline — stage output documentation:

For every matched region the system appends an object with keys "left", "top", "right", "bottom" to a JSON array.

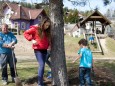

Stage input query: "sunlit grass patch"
[
  {"left": 106, "top": 37, "right": 115, "bottom": 52},
  {"left": 64, "top": 35, "right": 84, "bottom": 56},
  {"left": 0, "top": 61, "right": 50, "bottom": 86}
]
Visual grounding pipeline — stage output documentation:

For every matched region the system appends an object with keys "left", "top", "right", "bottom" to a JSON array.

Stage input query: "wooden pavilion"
[{"left": 80, "top": 10, "right": 111, "bottom": 34}]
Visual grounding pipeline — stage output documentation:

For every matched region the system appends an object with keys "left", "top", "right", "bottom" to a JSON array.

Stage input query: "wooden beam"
[{"left": 90, "top": 16, "right": 103, "bottom": 18}]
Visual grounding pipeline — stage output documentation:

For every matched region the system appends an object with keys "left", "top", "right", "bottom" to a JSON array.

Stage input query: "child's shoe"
[
  {"left": 47, "top": 71, "right": 52, "bottom": 79},
  {"left": 12, "top": 77, "right": 15, "bottom": 83},
  {"left": 2, "top": 80, "right": 8, "bottom": 85}
]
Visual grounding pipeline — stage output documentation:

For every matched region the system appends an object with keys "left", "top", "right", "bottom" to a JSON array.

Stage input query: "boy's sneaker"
[
  {"left": 2, "top": 80, "right": 8, "bottom": 85},
  {"left": 47, "top": 75, "right": 52, "bottom": 79},
  {"left": 47, "top": 71, "right": 52, "bottom": 79}
]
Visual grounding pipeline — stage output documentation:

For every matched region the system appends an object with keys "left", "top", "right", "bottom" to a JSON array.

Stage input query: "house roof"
[
  {"left": 10, "top": 5, "right": 30, "bottom": 20},
  {"left": 70, "top": 24, "right": 79, "bottom": 33},
  {"left": 80, "top": 10, "right": 111, "bottom": 26},
  {"left": 2, "top": 2, "right": 46, "bottom": 20},
  {"left": 2, "top": 2, "right": 19, "bottom": 12},
  {"left": 29, "top": 9, "right": 45, "bottom": 19}
]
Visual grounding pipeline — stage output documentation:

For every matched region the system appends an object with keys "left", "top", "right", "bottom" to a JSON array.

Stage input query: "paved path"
[
  {"left": 100, "top": 39, "right": 108, "bottom": 52},
  {"left": 14, "top": 35, "right": 34, "bottom": 55}
]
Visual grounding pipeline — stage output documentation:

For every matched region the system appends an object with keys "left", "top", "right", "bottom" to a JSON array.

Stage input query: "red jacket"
[{"left": 24, "top": 25, "right": 49, "bottom": 50}]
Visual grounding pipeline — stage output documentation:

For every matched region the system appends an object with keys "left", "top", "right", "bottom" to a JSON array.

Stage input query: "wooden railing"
[{"left": 8, "top": 28, "right": 18, "bottom": 35}]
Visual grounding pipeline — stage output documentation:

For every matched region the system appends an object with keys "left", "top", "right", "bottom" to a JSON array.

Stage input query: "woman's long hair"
[{"left": 38, "top": 17, "right": 51, "bottom": 39}]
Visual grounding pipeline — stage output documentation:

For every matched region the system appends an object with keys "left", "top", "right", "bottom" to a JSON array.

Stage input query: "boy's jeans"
[{"left": 79, "top": 67, "right": 92, "bottom": 86}]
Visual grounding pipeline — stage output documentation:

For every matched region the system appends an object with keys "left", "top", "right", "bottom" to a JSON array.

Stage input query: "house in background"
[
  {"left": 64, "top": 23, "right": 85, "bottom": 37},
  {"left": 68, "top": 23, "right": 84, "bottom": 37},
  {"left": 1, "top": 2, "right": 48, "bottom": 35},
  {"left": 0, "top": 12, "right": 3, "bottom": 28}
]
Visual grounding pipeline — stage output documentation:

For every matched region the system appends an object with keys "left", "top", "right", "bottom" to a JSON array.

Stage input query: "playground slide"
[{"left": 83, "top": 33, "right": 104, "bottom": 55}]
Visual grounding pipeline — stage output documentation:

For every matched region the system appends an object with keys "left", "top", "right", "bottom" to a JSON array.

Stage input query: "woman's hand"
[{"left": 32, "top": 40, "right": 38, "bottom": 45}]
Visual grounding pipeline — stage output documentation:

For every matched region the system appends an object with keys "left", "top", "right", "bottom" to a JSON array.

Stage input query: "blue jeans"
[
  {"left": 34, "top": 50, "right": 47, "bottom": 85},
  {"left": 79, "top": 67, "right": 92, "bottom": 86},
  {"left": 46, "top": 50, "right": 51, "bottom": 68}
]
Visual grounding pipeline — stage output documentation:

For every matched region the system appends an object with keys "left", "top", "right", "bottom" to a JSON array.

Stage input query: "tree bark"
[{"left": 49, "top": 0, "right": 69, "bottom": 86}]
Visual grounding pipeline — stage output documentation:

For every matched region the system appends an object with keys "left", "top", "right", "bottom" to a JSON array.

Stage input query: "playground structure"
[
  {"left": 66, "top": 10, "right": 112, "bottom": 55},
  {"left": 84, "top": 33, "right": 104, "bottom": 55},
  {"left": 80, "top": 10, "right": 112, "bottom": 55}
]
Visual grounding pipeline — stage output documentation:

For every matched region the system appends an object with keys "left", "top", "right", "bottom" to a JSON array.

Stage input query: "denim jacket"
[{"left": 0, "top": 32, "right": 17, "bottom": 54}]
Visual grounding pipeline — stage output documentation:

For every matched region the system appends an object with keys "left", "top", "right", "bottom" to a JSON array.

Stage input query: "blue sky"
[
  {"left": 64, "top": 0, "right": 115, "bottom": 14},
  {"left": 11, "top": 0, "right": 115, "bottom": 14}
]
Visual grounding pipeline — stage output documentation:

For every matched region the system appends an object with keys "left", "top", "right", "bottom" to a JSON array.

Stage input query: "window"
[
  {"left": 15, "top": 12, "right": 17, "bottom": 16},
  {"left": 38, "top": 15, "right": 42, "bottom": 22},
  {"left": 6, "top": 14, "right": 9, "bottom": 18},
  {"left": 21, "top": 22, "right": 26, "bottom": 29},
  {"left": 14, "top": 22, "right": 18, "bottom": 29},
  {"left": 8, "top": 24, "right": 11, "bottom": 28},
  {"left": 21, "top": 12, "right": 25, "bottom": 16}
]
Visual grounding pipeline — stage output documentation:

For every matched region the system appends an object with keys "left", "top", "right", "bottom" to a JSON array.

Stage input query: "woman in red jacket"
[{"left": 24, "top": 17, "right": 51, "bottom": 86}]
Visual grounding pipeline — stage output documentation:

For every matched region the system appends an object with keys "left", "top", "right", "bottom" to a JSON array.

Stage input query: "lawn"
[
  {"left": 0, "top": 61, "right": 50, "bottom": 86},
  {"left": 67, "top": 60, "right": 115, "bottom": 86},
  {"left": 0, "top": 35, "right": 115, "bottom": 86},
  {"left": 106, "top": 37, "right": 115, "bottom": 52},
  {"left": 65, "top": 35, "right": 115, "bottom": 57},
  {"left": 64, "top": 35, "right": 84, "bottom": 56},
  {"left": 0, "top": 60, "right": 115, "bottom": 86}
]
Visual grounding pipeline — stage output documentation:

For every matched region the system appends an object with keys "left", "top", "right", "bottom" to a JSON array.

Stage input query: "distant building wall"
[{"left": 3, "top": 6, "right": 13, "bottom": 25}]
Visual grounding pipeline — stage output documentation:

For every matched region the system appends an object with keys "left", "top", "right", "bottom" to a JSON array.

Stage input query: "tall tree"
[
  {"left": 103, "top": 0, "right": 113, "bottom": 6},
  {"left": 68, "top": 0, "right": 115, "bottom": 6},
  {"left": 112, "top": 10, "right": 115, "bottom": 17},
  {"left": 41, "top": 0, "right": 115, "bottom": 85},
  {"left": 106, "top": 9, "right": 111, "bottom": 17},
  {"left": 49, "top": 0, "right": 69, "bottom": 86}
]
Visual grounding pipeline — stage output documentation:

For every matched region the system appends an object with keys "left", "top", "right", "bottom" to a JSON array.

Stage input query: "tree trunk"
[{"left": 49, "top": 0, "right": 69, "bottom": 86}]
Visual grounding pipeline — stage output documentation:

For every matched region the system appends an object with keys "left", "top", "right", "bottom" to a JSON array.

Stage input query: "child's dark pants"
[
  {"left": 0, "top": 53, "right": 16, "bottom": 80},
  {"left": 79, "top": 67, "right": 92, "bottom": 86}
]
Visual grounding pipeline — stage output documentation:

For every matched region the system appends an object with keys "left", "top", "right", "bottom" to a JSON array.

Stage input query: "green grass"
[
  {"left": 0, "top": 60, "right": 115, "bottom": 86},
  {"left": 0, "top": 36, "right": 115, "bottom": 86},
  {"left": 64, "top": 35, "right": 100, "bottom": 56},
  {"left": 95, "top": 60, "right": 115, "bottom": 76},
  {"left": 65, "top": 35, "right": 115, "bottom": 57},
  {"left": 67, "top": 60, "right": 115, "bottom": 85},
  {"left": 0, "top": 61, "right": 50, "bottom": 86},
  {"left": 64, "top": 35, "right": 84, "bottom": 56}
]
